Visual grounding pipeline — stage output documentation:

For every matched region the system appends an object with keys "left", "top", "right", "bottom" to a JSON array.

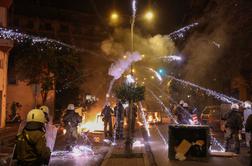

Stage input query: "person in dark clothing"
[
  {"left": 131, "top": 104, "right": 138, "bottom": 137},
  {"left": 101, "top": 103, "right": 113, "bottom": 138},
  {"left": 14, "top": 109, "right": 51, "bottom": 166},
  {"left": 62, "top": 104, "right": 82, "bottom": 151},
  {"left": 114, "top": 101, "right": 124, "bottom": 139},
  {"left": 245, "top": 114, "right": 252, "bottom": 165},
  {"left": 175, "top": 101, "right": 189, "bottom": 124},
  {"left": 224, "top": 103, "right": 243, "bottom": 154}
]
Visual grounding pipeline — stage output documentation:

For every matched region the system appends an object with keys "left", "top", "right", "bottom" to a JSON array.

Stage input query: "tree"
[
  {"left": 114, "top": 82, "right": 145, "bottom": 154},
  {"left": 10, "top": 39, "right": 83, "bottom": 106}
]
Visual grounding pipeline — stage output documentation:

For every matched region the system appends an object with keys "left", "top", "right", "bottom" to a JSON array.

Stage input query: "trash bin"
[{"left": 168, "top": 124, "right": 210, "bottom": 161}]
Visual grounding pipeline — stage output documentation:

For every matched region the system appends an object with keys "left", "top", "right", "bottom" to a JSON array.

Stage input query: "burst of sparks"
[
  {"left": 148, "top": 67, "right": 163, "bottom": 82},
  {"left": 132, "top": 0, "right": 136, "bottom": 17},
  {"left": 168, "top": 22, "right": 199, "bottom": 40}
]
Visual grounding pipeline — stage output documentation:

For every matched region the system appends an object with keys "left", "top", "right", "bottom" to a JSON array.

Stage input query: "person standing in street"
[
  {"left": 224, "top": 103, "right": 243, "bottom": 154},
  {"left": 243, "top": 101, "right": 252, "bottom": 149},
  {"left": 101, "top": 103, "right": 113, "bottom": 139},
  {"left": 175, "top": 100, "right": 187, "bottom": 124},
  {"left": 14, "top": 109, "right": 51, "bottom": 166},
  {"left": 130, "top": 103, "right": 138, "bottom": 137},
  {"left": 62, "top": 104, "right": 82, "bottom": 151},
  {"left": 245, "top": 114, "right": 252, "bottom": 165},
  {"left": 114, "top": 101, "right": 124, "bottom": 139}
]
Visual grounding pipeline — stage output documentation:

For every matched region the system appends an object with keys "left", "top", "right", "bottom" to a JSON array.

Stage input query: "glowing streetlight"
[
  {"left": 110, "top": 11, "right": 119, "bottom": 22},
  {"left": 144, "top": 10, "right": 154, "bottom": 21}
]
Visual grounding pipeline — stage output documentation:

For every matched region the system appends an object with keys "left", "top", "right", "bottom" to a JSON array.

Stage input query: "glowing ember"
[{"left": 63, "top": 129, "right": 67, "bottom": 135}]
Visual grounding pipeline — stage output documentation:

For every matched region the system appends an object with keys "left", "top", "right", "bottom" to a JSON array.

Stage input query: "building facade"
[
  {"left": 5, "top": 1, "right": 108, "bottom": 122},
  {"left": 0, "top": 0, "right": 13, "bottom": 128}
]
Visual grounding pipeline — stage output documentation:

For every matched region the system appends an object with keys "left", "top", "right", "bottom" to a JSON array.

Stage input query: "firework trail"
[
  {"left": 147, "top": 83, "right": 226, "bottom": 152},
  {"left": 0, "top": 27, "right": 73, "bottom": 49},
  {"left": 167, "top": 75, "right": 241, "bottom": 104},
  {"left": 168, "top": 22, "right": 199, "bottom": 40},
  {"left": 160, "top": 55, "right": 182, "bottom": 62},
  {"left": 139, "top": 102, "right": 150, "bottom": 137},
  {"left": 147, "top": 67, "right": 163, "bottom": 82},
  {"left": 147, "top": 88, "right": 178, "bottom": 124}
]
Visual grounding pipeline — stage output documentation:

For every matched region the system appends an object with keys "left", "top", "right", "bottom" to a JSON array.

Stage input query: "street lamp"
[
  {"left": 110, "top": 12, "right": 119, "bottom": 21},
  {"left": 109, "top": 11, "right": 120, "bottom": 25},
  {"left": 144, "top": 10, "right": 154, "bottom": 22}
]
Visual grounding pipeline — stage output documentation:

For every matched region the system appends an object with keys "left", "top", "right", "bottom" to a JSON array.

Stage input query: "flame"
[
  {"left": 77, "top": 112, "right": 104, "bottom": 133},
  {"left": 137, "top": 121, "right": 143, "bottom": 126},
  {"left": 147, "top": 112, "right": 161, "bottom": 124},
  {"left": 148, "top": 115, "right": 153, "bottom": 123}
]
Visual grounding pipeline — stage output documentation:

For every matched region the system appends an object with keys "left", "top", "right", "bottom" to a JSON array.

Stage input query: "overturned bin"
[{"left": 168, "top": 124, "right": 210, "bottom": 161}]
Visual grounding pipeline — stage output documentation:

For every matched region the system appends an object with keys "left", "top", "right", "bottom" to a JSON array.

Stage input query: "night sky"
[{"left": 13, "top": 0, "right": 198, "bottom": 34}]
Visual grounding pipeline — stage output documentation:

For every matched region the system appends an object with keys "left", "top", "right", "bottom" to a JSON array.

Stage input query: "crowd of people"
[
  {"left": 101, "top": 101, "right": 138, "bottom": 140},
  {"left": 172, "top": 99, "right": 252, "bottom": 164},
  {"left": 10, "top": 98, "right": 252, "bottom": 165}
]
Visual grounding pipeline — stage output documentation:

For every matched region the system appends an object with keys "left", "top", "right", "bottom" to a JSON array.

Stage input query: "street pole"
[
  {"left": 126, "top": 4, "right": 136, "bottom": 153},
  {"left": 130, "top": 17, "right": 135, "bottom": 76}
]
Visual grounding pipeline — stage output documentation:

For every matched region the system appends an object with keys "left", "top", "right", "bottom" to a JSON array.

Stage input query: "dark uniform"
[
  {"left": 245, "top": 114, "right": 252, "bottom": 165},
  {"left": 102, "top": 105, "right": 113, "bottom": 138},
  {"left": 62, "top": 109, "right": 82, "bottom": 150},
  {"left": 224, "top": 109, "right": 243, "bottom": 154},
  {"left": 131, "top": 104, "right": 138, "bottom": 137},
  {"left": 114, "top": 102, "right": 124, "bottom": 139},
  {"left": 14, "top": 122, "right": 51, "bottom": 166},
  {"left": 175, "top": 106, "right": 188, "bottom": 124}
]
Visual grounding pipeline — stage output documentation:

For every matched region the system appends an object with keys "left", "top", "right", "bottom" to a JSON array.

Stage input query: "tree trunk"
[
  {"left": 125, "top": 100, "right": 133, "bottom": 154},
  {"left": 41, "top": 91, "right": 48, "bottom": 105}
]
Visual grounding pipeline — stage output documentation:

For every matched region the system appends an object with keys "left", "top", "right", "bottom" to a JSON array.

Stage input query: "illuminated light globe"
[
  {"left": 110, "top": 12, "right": 119, "bottom": 21},
  {"left": 144, "top": 10, "right": 154, "bottom": 21}
]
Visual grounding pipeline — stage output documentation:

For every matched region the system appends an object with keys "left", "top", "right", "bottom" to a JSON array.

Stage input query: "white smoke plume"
[
  {"left": 101, "top": 28, "right": 176, "bottom": 61},
  {"left": 108, "top": 52, "right": 142, "bottom": 80}
]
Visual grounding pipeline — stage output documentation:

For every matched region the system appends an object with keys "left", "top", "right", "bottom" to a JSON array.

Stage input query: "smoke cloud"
[
  {"left": 108, "top": 52, "right": 142, "bottom": 80},
  {"left": 101, "top": 28, "right": 176, "bottom": 61},
  {"left": 182, "top": 1, "right": 236, "bottom": 87}
]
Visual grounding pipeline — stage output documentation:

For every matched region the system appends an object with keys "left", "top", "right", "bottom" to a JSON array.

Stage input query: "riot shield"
[{"left": 45, "top": 124, "right": 58, "bottom": 152}]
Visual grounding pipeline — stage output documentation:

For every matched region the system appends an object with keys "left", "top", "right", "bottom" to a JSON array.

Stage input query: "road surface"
[{"left": 146, "top": 124, "right": 250, "bottom": 166}]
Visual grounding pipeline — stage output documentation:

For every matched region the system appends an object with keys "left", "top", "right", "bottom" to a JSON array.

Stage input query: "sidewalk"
[
  {"left": 101, "top": 129, "right": 150, "bottom": 166},
  {"left": 0, "top": 124, "right": 19, "bottom": 165}
]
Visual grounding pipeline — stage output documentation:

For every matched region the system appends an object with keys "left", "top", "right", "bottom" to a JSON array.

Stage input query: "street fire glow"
[{"left": 78, "top": 113, "right": 104, "bottom": 133}]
